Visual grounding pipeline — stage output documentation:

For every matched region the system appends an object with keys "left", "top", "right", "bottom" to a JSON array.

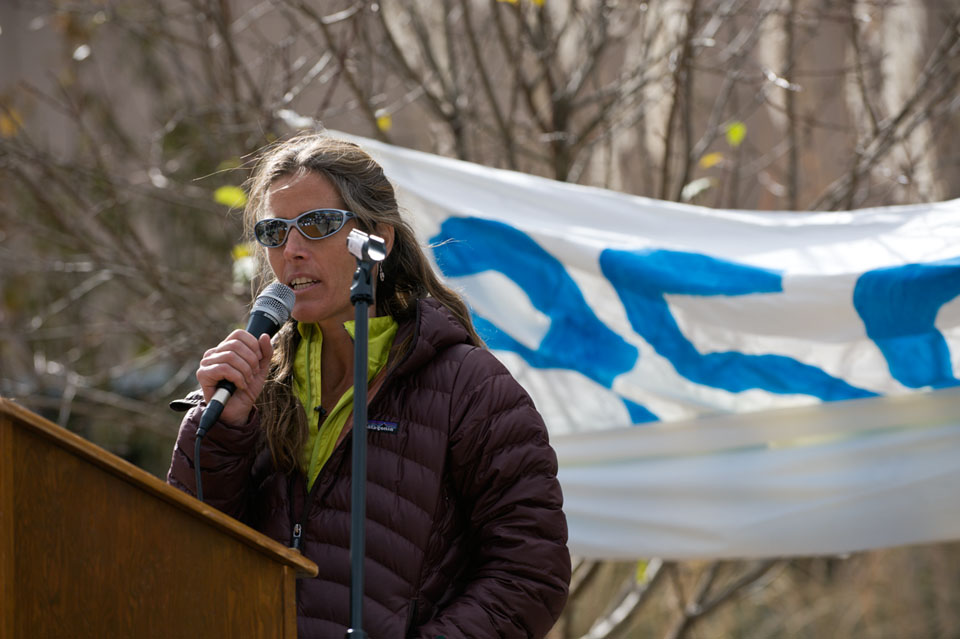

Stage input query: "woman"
[{"left": 167, "top": 133, "right": 570, "bottom": 638}]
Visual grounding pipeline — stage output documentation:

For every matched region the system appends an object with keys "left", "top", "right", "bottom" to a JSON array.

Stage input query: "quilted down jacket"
[{"left": 167, "top": 298, "right": 570, "bottom": 638}]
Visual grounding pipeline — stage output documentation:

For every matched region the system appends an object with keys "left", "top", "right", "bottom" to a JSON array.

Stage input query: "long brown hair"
[{"left": 242, "top": 133, "right": 481, "bottom": 473}]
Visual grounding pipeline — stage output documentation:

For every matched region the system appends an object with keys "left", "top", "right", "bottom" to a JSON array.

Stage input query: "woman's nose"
[{"left": 283, "top": 227, "right": 310, "bottom": 257}]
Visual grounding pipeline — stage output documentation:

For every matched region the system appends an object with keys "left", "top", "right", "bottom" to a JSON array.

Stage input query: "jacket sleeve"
[
  {"left": 416, "top": 348, "right": 571, "bottom": 639},
  {"left": 166, "top": 394, "right": 262, "bottom": 522}
]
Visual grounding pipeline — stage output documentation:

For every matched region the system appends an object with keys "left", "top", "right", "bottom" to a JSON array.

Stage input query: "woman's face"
[{"left": 263, "top": 171, "right": 360, "bottom": 327}]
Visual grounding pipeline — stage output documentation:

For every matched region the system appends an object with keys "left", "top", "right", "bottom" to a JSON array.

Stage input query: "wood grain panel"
[
  {"left": 0, "top": 418, "right": 14, "bottom": 639},
  {"left": 0, "top": 399, "right": 316, "bottom": 639}
]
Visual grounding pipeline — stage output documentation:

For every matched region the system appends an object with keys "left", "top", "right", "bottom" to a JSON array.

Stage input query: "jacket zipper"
[
  {"left": 289, "top": 404, "right": 327, "bottom": 549},
  {"left": 291, "top": 523, "right": 302, "bottom": 550},
  {"left": 405, "top": 598, "right": 419, "bottom": 637},
  {"left": 289, "top": 437, "right": 338, "bottom": 552}
]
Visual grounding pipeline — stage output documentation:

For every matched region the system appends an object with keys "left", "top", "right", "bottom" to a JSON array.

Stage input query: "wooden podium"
[{"left": 0, "top": 398, "right": 317, "bottom": 639}]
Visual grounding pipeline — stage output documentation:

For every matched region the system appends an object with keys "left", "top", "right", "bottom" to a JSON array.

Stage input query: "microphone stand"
[{"left": 344, "top": 229, "right": 386, "bottom": 639}]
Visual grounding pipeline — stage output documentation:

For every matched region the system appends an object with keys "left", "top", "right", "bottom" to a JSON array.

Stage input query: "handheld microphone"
[{"left": 196, "top": 281, "right": 295, "bottom": 438}]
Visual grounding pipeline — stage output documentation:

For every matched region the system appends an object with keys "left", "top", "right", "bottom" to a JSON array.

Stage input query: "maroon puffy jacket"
[{"left": 167, "top": 298, "right": 570, "bottom": 638}]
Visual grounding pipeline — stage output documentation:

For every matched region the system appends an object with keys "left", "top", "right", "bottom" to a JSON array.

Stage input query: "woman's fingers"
[
  {"left": 253, "top": 333, "right": 274, "bottom": 381},
  {"left": 196, "top": 329, "right": 272, "bottom": 402}
]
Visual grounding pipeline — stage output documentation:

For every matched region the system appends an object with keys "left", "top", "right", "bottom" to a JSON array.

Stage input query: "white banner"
[{"left": 343, "top": 132, "right": 960, "bottom": 559}]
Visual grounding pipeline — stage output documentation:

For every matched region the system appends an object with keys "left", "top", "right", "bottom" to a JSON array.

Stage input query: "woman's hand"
[{"left": 196, "top": 330, "right": 274, "bottom": 427}]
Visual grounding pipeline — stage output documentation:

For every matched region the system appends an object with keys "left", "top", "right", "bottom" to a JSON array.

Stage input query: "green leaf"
[
  {"left": 725, "top": 121, "right": 747, "bottom": 148},
  {"left": 217, "top": 157, "right": 242, "bottom": 171},
  {"left": 214, "top": 185, "right": 247, "bottom": 209}
]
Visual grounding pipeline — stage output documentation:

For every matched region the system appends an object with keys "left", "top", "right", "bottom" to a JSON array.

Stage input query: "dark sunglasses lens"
[
  {"left": 298, "top": 211, "right": 345, "bottom": 239},
  {"left": 255, "top": 219, "right": 289, "bottom": 247}
]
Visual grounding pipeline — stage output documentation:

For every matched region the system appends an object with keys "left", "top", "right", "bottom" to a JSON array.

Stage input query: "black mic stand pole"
[{"left": 345, "top": 229, "right": 386, "bottom": 639}]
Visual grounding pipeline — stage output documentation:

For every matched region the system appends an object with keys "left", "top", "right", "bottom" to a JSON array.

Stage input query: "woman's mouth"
[{"left": 290, "top": 277, "right": 319, "bottom": 291}]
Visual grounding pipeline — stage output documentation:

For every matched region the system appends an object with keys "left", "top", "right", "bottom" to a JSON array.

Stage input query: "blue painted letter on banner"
[
  {"left": 431, "top": 217, "right": 656, "bottom": 422},
  {"left": 600, "top": 248, "right": 876, "bottom": 401},
  {"left": 854, "top": 258, "right": 960, "bottom": 389}
]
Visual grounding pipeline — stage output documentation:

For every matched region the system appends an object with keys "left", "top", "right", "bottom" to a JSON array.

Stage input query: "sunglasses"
[{"left": 254, "top": 209, "right": 356, "bottom": 248}]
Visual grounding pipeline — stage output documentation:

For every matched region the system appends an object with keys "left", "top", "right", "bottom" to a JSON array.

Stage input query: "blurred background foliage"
[{"left": 1, "top": 1, "right": 959, "bottom": 637}]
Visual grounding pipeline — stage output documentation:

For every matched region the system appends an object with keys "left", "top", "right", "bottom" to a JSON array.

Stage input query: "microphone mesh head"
[{"left": 252, "top": 281, "right": 296, "bottom": 324}]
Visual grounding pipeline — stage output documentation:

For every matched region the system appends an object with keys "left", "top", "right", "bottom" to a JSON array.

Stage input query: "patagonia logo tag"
[{"left": 367, "top": 420, "right": 398, "bottom": 433}]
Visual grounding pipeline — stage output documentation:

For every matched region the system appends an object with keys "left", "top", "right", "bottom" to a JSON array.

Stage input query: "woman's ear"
[{"left": 375, "top": 223, "right": 396, "bottom": 257}]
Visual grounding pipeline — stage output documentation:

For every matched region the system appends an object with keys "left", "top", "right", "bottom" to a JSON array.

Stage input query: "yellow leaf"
[
  {"left": 699, "top": 152, "right": 724, "bottom": 169},
  {"left": 635, "top": 560, "right": 649, "bottom": 583},
  {"left": 375, "top": 110, "right": 392, "bottom": 132},
  {"left": 532, "top": 0, "right": 545, "bottom": 5},
  {"left": 214, "top": 185, "right": 248, "bottom": 209},
  {"left": 0, "top": 107, "right": 24, "bottom": 138},
  {"left": 231, "top": 243, "right": 254, "bottom": 260},
  {"left": 725, "top": 121, "right": 747, "bottom": 148},
  {"left": 497, "top": 0, "right": 519, "bottom": 3}
]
